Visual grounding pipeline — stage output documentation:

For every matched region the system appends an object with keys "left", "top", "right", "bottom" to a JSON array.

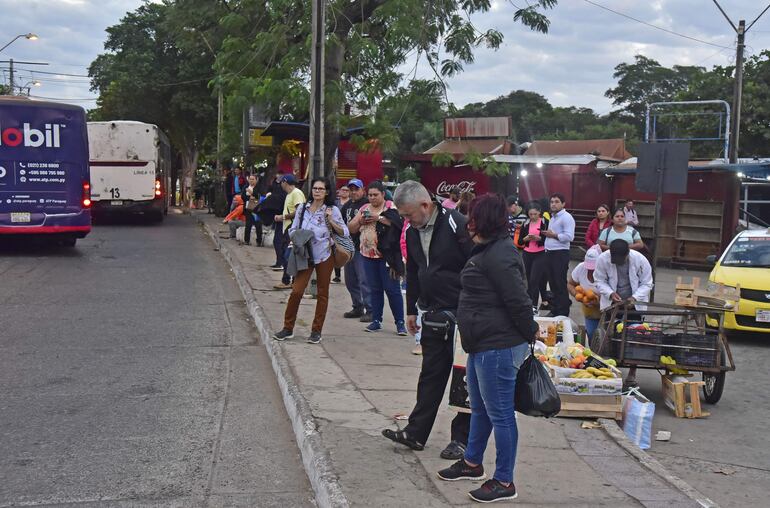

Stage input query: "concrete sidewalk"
[{"left": 197, "top": 214, "right": 706, "bottom": 507}]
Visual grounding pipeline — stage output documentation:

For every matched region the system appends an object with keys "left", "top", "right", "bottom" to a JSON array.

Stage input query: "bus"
[
  {"left": 87, "top": 121, "right": 171, "bottom": 221},
  {"left": 0, "top": 96, "right": 92, "bottom": 246}
]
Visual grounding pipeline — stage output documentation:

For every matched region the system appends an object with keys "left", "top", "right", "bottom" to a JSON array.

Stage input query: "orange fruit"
[
  {"left": 585, "top": 289, "right": 595, "bottom": 299},
  {"left": 575, "top": 294, "right": 584, "bottom": 302},
  {"left": 575, "top": 285, "right": 584, "bottom": 294}
]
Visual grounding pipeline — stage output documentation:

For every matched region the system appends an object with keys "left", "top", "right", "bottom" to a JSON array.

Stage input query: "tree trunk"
[
  {"left": 323, "top": 36, "right": 345, "bottom": 187},
  {"left": 179, "top": 146, "right": 199, "bottom": 208}
]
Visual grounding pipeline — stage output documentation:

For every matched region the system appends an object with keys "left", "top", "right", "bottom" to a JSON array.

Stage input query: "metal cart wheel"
[
  {"left": 702, "top": 342, "right": 728, "bottom": 404},
  {"left": 590, "top": 327, "right": 609, "bottom": 357}
]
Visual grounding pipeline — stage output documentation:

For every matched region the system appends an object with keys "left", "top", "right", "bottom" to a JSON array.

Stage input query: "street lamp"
[
  {"left": 0, "top": 33, "right": 39, "bottom": 53},
  {"left": 19, "top": 80, "right": 41, "bottom": 95}
]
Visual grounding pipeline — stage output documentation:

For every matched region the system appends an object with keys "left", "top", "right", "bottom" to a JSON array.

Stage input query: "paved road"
[{"left": 0, "top": 214, "right": 313, "bottom": 506}]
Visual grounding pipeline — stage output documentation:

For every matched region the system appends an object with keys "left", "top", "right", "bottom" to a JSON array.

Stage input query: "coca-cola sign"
[{"left": 436, "top": 180, "right": 477, "bottom": 197}]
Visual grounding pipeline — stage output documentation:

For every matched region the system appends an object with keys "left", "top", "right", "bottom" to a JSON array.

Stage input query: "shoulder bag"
[{"left": 325, "top": 206, "right": 354, "bottom": 268}]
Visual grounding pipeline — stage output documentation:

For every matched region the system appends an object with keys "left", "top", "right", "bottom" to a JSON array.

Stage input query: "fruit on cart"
[
  {"left": 604, "top": 358, "right": 617, "bottom": 367},
  {"left": 575, "top": 285, "right": 599, "bottom": 304}
]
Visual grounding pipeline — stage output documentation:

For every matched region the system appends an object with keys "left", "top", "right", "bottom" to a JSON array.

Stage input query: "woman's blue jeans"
[
  {"left": 362, "top": 256, "right": 404, "bottom": 324},
  {"left": 584, "top": 317, "right": 600, "bottom": 342},
  {"left": 464, "top": 342, "right": 530, "bottom": 484}
]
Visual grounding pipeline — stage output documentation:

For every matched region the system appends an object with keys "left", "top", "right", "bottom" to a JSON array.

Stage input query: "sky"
[{"left": 1, "top": 0, "right": 769, "bottom": 115}]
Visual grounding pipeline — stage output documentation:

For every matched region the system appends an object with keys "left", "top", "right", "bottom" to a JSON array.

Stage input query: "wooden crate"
[
  {"left": 661, "top": 375, "right": 710, "bottom": 418},
  {"left": 557, "top": 394, "right": 622, "bottom": 420},
  {"left": 674, "top": 276, "right": 740, "bottom": 310}
]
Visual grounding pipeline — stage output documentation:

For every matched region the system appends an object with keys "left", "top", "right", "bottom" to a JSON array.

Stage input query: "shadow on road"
[
  {"left": 92, "top": 214, "right": 164, "bottom": 226},
  {"left": 0, "top": 236, "right": 85, "bottom": 257}
]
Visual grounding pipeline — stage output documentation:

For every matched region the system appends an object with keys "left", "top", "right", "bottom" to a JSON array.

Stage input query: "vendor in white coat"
[
  {"left": 594, "top": 239, "right": 653, "bottom": 310},
  {"left": 594, "top": 239, "right": 653, "bottom": 387}
]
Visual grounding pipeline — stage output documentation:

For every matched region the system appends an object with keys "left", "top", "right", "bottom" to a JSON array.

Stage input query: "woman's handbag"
[{"left": 325, "top": 208, "right": 354, "bottom": 268}]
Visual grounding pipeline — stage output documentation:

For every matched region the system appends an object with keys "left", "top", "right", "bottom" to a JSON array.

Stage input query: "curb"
[
  {"left": 199, "top": 218, "right": 349, "bottom": 508},
  {"left": 598, "top": 418, "right": 718, "bottom": 508}
]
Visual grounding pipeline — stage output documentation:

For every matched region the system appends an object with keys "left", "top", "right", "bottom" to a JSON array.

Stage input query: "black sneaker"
[
  {"left": 359, "top": 312, "right": 373, "bottom": 323},
  {"left": 468, "top": 479, "right": 517, "bottom": 503},
  {"left": 307, "top": 331, "right": 322, "bottom": 344},
  {"left": 272, "top": 329, "right": 294, "bottom": 341},
  {"left": 332, "top": 276, "right": 341, "bottom": 284},
  {"left": 343, "top": 308, "right": 364, "bottom": 318},
  {"left": 270, "top": 264, "right": 284, "bottom": 271},
  {"left": 437, "top": 459, "right": 485, "bottom": 482},
  {"left": 440, "top": 440, "right": 467, "bottom": 460}
]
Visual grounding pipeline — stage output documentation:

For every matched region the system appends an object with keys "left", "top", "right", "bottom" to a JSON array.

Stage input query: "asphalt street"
[{"left": 0, "top": 214, "right": 313, "bottom": 506}]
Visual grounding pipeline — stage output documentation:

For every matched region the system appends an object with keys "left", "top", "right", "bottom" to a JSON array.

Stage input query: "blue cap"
[
  {"left": 280, "top": 173, "right": 297, "bottom": 184},
  {"left": 347, "top": 178, "right": 364, "bottom": 188}
]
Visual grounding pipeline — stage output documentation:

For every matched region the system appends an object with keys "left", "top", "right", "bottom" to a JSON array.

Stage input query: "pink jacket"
[{"left": 400, "top": 219, "right": 410, "bottom": 259}]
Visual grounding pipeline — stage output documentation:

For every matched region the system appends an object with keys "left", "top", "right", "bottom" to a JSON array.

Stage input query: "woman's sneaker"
[
  {"left": 468, "top": 479, "right": 517, "bottom": 503},
  {"left": 437, "top": 460, "right": 485, "bottom": 482},
  {"left": 365, "top": 321, "right": 382, "bottom": 332},
  {"left": 307, "top": 331, "right": 322, "bottom": 344},
  {"left": 396, "top": 321, "right": 408, "bottom": 336},
  {"left": 272, "top": 329, "right": 294, "bottom": 341}
]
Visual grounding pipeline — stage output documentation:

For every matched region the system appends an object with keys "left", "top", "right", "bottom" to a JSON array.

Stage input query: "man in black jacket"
[{"left": 382, "top": 181, "right": 472, "bottom": 460}]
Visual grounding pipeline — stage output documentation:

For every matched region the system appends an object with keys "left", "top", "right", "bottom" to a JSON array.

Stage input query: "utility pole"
[
  {"left": 730, "top": 20, "right": 745, "bottom": 164},
  {"left": 712, "top": 1, "right": 770, "bottom": 162},
  {"left": 1, "top": 59, "right": 48, "bottom": 95},
  {"left": 308, "top": 0, "right": 326, "bottom": 181}
]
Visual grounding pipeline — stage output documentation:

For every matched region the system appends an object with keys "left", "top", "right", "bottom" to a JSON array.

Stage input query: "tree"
[
  {"left": 0, "top": 84, "right": 10, "bottom": 95},
  {"left": 88, "top": 2, "right": 217, "bottom": 205},
  {"left": 605, "top": 55, "right": 705, "bottom": 128},
  {"left": 211, "top": 0, "right": 559, "bottom": 178}
]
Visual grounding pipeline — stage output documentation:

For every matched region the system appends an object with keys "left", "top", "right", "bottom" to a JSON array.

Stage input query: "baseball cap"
[
  {"left": 584, "top": 245, "right": 601, "bottom": 270},
  {"left": 347, "top": 178, "right": 364, "bottom": 188},
  {"left": 280, "top": 173, "right": 297, "bottom": 184},
  {"left": 609, "top": 239, "right": 630, "bottom": 265}
]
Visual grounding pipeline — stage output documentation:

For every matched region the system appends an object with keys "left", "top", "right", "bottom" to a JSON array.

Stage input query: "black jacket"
[
  {"left": 340, "top": 197, "right": 368, "bottom": 249},
  {"left": 515, "top": 216, "right": 550, "bottom": 249},
  {"left": 457, "top": 234, "right": 539, "bottom": 353},
  {"left": 405, "top": 202, "right": 472, "bottom": 315},
  {"left": 377, "top": 208, "right": 405, "bottom": 278}
]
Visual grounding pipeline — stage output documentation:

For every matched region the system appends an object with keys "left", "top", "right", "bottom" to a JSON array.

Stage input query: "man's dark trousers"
[
  {"left": 404, "top": 321, "right": 470, "bottom": 446},
  {"left": 545, "top": 249, "right": 571, "bottom": 316}
]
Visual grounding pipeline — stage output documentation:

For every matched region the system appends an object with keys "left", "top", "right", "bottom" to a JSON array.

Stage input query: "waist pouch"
[{"left": 422, "top": 310, "right": 456, "bottom": 340}]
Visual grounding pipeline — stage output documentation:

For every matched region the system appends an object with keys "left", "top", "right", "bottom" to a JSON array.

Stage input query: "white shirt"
[
  {"left": 593, "top": 250, "right": 653, "bottom": 310},
  {"left": 624, "top": 207, "right": 639, "bottom": 226},
  {"left": 544, "top": 209, "right": 575, "bottom": 251}
]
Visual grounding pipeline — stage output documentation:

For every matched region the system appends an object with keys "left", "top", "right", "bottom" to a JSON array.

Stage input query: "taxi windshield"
[{"left": 722, "top": 237, "right": 770, "bottom": 267}]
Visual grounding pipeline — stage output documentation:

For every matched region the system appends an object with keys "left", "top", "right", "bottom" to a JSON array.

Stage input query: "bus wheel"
[{"left": 60, "top": 236, "right": 77, "bottom": 247}]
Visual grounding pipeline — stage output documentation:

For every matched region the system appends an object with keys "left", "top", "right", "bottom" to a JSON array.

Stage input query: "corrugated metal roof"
[
  {"left": 524, "top": 139, "right": 631, "bottom": 161},
  {"left": 423, "top": 138, "right": 513, "bottom": 155},
  {"left": 444, "top": 117, "right": 511, "bottom": 138},
  {"left": 491, "top": 154, "right": 598, "bottom": 165}
]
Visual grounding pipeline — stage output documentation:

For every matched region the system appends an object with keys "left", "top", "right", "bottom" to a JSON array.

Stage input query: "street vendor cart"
[{"left": 591, "top": 302, "right": 735, "bottom": 404}]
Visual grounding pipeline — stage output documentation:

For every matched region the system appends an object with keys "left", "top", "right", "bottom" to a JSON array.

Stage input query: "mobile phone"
[{"left": 363, "top": 209, "right": 371, "bottom": 218}]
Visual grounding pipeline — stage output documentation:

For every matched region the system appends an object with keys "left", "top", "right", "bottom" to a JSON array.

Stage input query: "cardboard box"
[{"left": 558, "top": 394, "right": 623, "bottom": 420}]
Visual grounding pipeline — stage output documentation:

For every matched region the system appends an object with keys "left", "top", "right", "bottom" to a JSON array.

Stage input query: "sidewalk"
[{"left": 198, "top": 214, "right": 705, "bottom": 507}]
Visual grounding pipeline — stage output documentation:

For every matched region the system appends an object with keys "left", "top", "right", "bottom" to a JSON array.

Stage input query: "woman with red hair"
[{"left": 437, "top": 193, "right": 537, "bottom": 503}]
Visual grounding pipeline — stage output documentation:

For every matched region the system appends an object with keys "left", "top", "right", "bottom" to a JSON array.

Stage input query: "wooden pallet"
[
  {"left": 556, "top": 394, "right": 622, "bottom": 420},
  {"left": 661, "top": 375, "right": 710, "bottom": 418},
  {"left": 674, "top": 277, "right": 740, "bottom": 310}
]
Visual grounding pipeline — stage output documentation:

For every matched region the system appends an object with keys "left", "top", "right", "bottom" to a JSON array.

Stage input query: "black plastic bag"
[{"left": 515, "top": 344, "right": 561, "bottom": 417}]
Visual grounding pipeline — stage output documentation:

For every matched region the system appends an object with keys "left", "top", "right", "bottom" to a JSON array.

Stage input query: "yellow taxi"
[{"left": 706, "top": 228, "right": 770, "bottom": 333}]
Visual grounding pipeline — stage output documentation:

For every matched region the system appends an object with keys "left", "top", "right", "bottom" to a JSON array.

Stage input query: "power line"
[
  {"left": 27, "top": 95, "right": 97, "bottom": 102},
  {"left": 582, "top": 0, "right": 733, "bottom": 50},
  {"left": 9, "top": 67, "right": 90, "bottom": 77}
]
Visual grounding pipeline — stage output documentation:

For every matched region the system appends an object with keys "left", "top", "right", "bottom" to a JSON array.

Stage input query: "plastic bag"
[
  {"left": 515, "top": 344, "right": 562, "bottom": 417},
  {"left": 622, "top": 389, "right": 655, "bottom": 450}
]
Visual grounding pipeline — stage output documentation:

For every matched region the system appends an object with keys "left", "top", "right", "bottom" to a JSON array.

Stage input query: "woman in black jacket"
[
  {"left": 240, "top": 174, "right": 263, "bottom": 246},
  {"left": 516, "top": 202, "right": 549, "bottom": 311},
  {"left": 437, "top": 193, "right": 538, "bottom": 503}
]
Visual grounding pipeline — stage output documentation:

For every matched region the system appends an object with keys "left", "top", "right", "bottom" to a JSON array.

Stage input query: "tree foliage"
[{"left": 88, "top": 1, "right": 217, "bottom": 204}]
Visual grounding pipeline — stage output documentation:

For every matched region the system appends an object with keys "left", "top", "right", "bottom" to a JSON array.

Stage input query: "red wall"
[
  {"left": 337, "top": 140, "right": 383, "bottom": 188},
  {"left": 419, "top": 163, "right": 491, "bottom": 198}
]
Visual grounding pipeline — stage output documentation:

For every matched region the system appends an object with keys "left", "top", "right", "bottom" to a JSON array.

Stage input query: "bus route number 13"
[{"left": 109, "top": 188, "right": 121, "bottom": 199}]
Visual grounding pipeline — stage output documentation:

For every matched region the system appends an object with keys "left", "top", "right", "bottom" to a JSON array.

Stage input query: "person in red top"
[
  {"left": 223, "top": 195, "right": 246, "bottom": 238},
  {"left": 584, "top": 204, "right": 611, "bottom": 249}
]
